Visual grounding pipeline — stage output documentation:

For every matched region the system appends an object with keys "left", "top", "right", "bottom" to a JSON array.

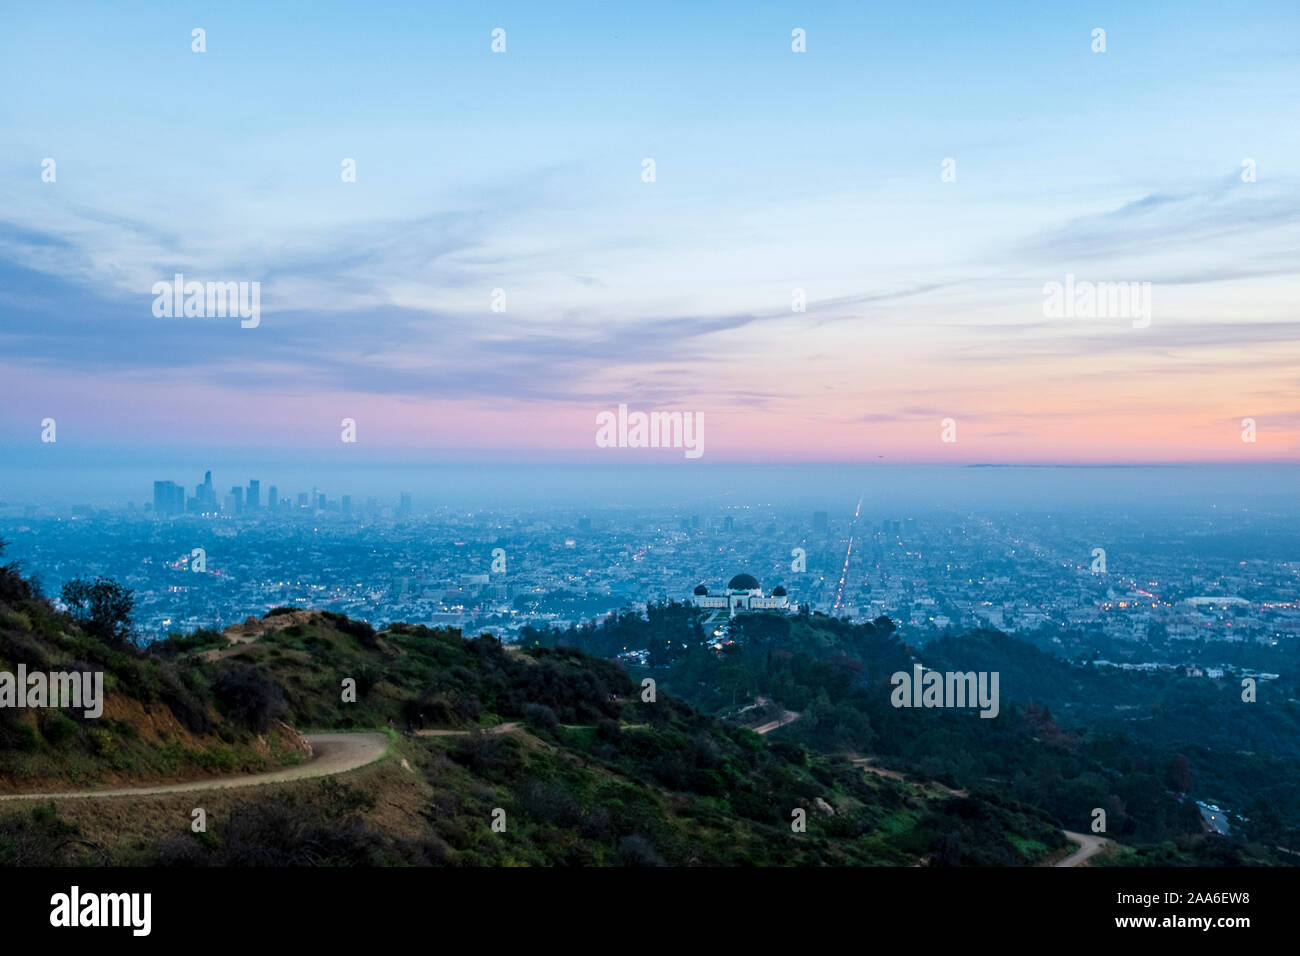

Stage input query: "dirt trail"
[
  {"left": 1055, "top": 830, "right": 1111, "bottom": 867},
  {"left": 849, "top": 756, "right": 907, "bottom": 783},
  {"left": 848, "top": 754, "right": 967, "bottom": 796},
  {"left": 845, "top": 756, "right": 1104, "bottom": 866},
  {"left": 752, "top": 711, "right": 800, "bottom": 735},
  {"left": 415, "top": 722, "right": 519, "bottom": 737},
  {"left": 0, "top": 733, "right": 388, "bottom": 802}
]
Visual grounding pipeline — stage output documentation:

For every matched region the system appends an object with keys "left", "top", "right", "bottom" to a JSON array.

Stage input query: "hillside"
[
  {"left": 0, "top": 555, "right": 1069, "bottom": 866},
  {"left": 531, "top": 602, "right": 1300, "bottom": 864},
  {"left": 0, "top": 555, "right": 308, "bottom": 794}
]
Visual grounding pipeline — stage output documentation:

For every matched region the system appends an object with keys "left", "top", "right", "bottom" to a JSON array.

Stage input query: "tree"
[
  {"left": 0, "top": 538, "right": 38, "bottom": 602},
  {"left": 60, "top": 576, "right": 135, "bottom": 646},
  {"left": 1162, "top": 754, "right": 1193, "bottom": 795}
]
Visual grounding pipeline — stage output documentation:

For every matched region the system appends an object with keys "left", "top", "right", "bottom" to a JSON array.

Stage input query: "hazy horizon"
[{"left": 3, "top": 461, "right": 1298, "bottom": 513}]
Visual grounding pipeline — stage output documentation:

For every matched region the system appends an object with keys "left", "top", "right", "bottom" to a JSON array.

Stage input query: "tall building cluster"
[{"left": 147, "top": 471, "right": 404, "bottom": 519}]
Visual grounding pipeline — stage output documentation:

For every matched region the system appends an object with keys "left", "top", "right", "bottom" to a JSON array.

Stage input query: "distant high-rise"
[
  {"left": 202, "top": 471, "right": 215, "bottom": 509},
  {"left": 399, "top": 492, "right": 412, "bottom": 517},
  {"left": 317, "top": 492, "right": 327, "bottom": 511},
  {"left": 230, "top": 487, "right": 243, "bottom": 514},
  {"left": 297, "top": 492, "right": 309, "bottom": 509},
  {"left": 813, "top": 510, "right": 828, "bottom": 531},
  {"left": 267, "top": 485, "right": 278, "bottom": 513},
  {"left": 247, "top": 480, "right": 260, "bottom": 510},
  {"left": 153, "top": 480, "right": 184, "bottom": 516},
  {"left": 342, "top": 495, "right": 352, "bottom": 515}
]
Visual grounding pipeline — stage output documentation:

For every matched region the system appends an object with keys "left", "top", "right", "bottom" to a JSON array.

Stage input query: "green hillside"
[
  {"left": 0, "top": 548, "right": 306, "bottom": 793},
  {"left": 0, "top": 552, "right": 1068, "bottom": 866}
]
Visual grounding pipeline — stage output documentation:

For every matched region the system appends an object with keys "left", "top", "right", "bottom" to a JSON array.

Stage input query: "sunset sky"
[{"left": 2, "top": 0, "right": 1299, "bottom": 477}]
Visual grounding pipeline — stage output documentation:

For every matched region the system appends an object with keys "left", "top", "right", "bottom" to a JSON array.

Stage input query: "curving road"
[{"left": 0, "top": 732, "right": 389, "bottom": 802}]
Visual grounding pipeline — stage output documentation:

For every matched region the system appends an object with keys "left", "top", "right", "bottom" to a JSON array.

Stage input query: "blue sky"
[{"left": 1, "top": 1, "right": 1299, "bottom": 490}]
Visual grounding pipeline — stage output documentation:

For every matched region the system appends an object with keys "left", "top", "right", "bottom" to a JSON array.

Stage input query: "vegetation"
[
  {"left": 2, "top": 545, "right": 1293, "bottom": 866},
  {"left": 531, "top": 602, "right": 1300, "bottom": 864},
  {"left": 0, "top": 547, "right": 303, "bottom": 790},
  {"left": 59, "top": 576, "right": 135, "bottom": 647}
]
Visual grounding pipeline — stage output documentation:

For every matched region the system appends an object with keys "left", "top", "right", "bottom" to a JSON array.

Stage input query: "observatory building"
[{"left": 692, "top": 573, "right": 790, "bottom": 618}]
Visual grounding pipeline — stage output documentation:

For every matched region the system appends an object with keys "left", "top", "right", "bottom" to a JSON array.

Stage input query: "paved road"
[
  {"left": 0, "top": 733, "right": 388, "bottom": 802},
  {"left": 1055, "top": 830, "right": 1110, "bottom": 867}
]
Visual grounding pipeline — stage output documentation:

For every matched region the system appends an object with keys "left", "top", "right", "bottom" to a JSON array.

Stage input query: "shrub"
[
  {"left": 88, "top": 727, "right": 117, "bottom": 760},
  {"left": 160, "top": 666, "right": 212, "bottom": 734},
  {"left": 37, "top": 710, "right": 78, "bottom": 747},
  {"left": 212, "top": 666, "right": 285, "bottom": 733},
  {"left": 613, "top": 834, "right": 665, "bottom": 867},
  {"left": 522, "top": 702, "right": 559, "bottom": 732},
  {"left": 0, "top": 711, "right": 38, "bottom": 751},
  {"left": 320, "top": 612, "right": 378, "bottom": 648}
]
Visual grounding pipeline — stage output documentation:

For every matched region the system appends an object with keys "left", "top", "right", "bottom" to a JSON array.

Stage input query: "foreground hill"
[
  {"left": 529, "top": 602, "right": 1300, "bottom": 865},
  {"left": 0, "top": 559, "right": 1068, "bottom": 865},
  {"left": 0, "top": 561, "right": 307, "bottom": 794}
]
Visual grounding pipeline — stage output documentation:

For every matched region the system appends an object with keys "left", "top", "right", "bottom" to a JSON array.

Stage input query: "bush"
[
  {"left": 37, "top": 710, "right": 78, "bottom": 747},
  {"left": 0, "top": 803, "right": 82, "bottom": 866},
  {"left": 613, "top": 834, "right": 665, "bottom": 867},
  {"left": 0, "top": 711, "right": 38, "bottom": 751},
  {"left": 522, "top": 702, "right": 559, "bottom": 732},
  {"left": 209, "top": 781, "right": 381, "bottom": 866},
  {"left": 88, "top": 727, "right": 118, "bottom": 760},
  {"left": 148, "top": 628, "right": 225, "bottom": 659},
  {"left": 212, "top": 666, "right": 286, "bottom": 733},
  {"left": 159, "top": 666, "right": 212, "bottom": 734},
  {"left": 320, "top": 612, "right": 378, "bottom": 648}
]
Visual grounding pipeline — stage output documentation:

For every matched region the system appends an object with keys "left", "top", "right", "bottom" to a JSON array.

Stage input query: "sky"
[{"left": 1, "top": 0, "right": 1299, "bottom": 497}]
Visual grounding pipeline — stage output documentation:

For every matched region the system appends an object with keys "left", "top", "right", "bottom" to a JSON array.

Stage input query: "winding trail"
[
  {"left": 752, "top": 711, "right": 800, "bottom": 735},
  {"left": 415, "top": 722, "right": 519, "bottom": 737},
  {"left": 846, "top": 753, "right": 1098, "bottom": 865},
  {"left": 1055, "top": 830, "right": 1110, "bottom": 867},
  {"left": 0, "top": 733, "right": 388, "bottom": 802}
]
